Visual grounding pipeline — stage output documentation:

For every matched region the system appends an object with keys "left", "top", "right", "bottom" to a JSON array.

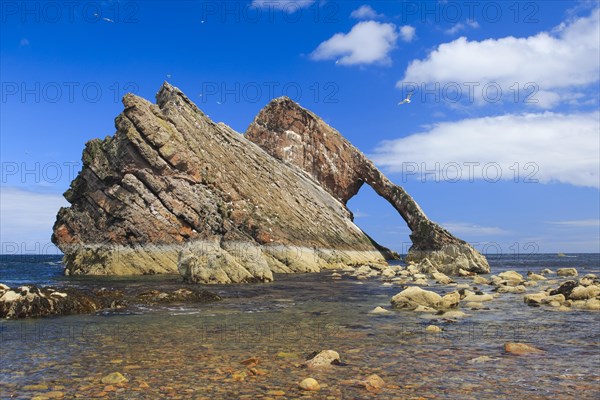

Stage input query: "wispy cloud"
[
  {"left": 546, "top": 219, "right": 600, "bottom": 227},
  {"left": 350, "top": 5, "right": 384, "bottom": 20},
  {"left": 353, "top": 210, "right": 369, "bottom": 218},
  {"left": 251, "top": 0, "right": 314, "bottom": 11},
  {"left": 399, "top": 25, "right": 416, "bottom": 42},
  {"left": 0, "top": 187, "right": 67, "bottom": 250},
  {"left": 19, "top": 38, "right": 30, "bottom": 47},
  {"left": 445, "top": 20, "right": 479, "bottom": 35},
  {"left": 442, "top": 222, "right": 511, "bottom": 236}
]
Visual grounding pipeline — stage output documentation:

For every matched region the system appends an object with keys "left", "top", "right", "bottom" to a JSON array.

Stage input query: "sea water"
[{"left": 1, "top": 254, "right": 599, "bottom": 399}]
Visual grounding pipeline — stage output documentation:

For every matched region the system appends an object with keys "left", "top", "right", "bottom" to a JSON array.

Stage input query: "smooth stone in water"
[
  {"left": 298, "top": 378, "right": 320, "bottom": 391},
  {"left": 504, "top": 342, "right": 544, "bottom": 355},
  {"left": 101, "top": 372, "right": 128, "bottom": 385},
  {"left": 305, "top": 350, "right": 340, "bottom": 369},
  {"left": 369, "top": 306, "right": 391, "bottom": 314}
]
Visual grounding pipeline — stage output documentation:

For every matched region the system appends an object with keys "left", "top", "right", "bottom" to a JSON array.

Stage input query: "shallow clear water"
[{"left": 1, "top": 254, "right": 599, "bottom": 399}]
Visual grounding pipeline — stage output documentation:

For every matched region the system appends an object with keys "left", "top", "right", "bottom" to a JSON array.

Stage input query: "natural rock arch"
[{"left": 246, "top": 97, "right": 489, "bottom": 274}]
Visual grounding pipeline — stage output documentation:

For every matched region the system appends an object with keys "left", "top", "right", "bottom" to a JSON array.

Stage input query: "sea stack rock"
[
  {"left": 52, "top": 83, "right": 489, "bottom": 280},
  {"left": 246, "top": 97, "right": 489, "bottom": 275},
  {"left": 52, "top": 83, "right": 395, "bottom": 280}
]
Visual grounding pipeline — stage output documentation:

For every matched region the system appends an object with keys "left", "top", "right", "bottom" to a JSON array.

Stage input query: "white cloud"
[
  {"left": 399, "top": 25, "right": 416, "bottom": 42},
  {"left": 350, "top": 5, "right": 383, "bottom": 19},
  {"left": 400, "top": 8, "right": 600, "bottom": 109},
  {"left": 441, "top": 222, "right": 510, "bottom": 236},
  {"left": 445, "top": 20, "right": 479, "bottom": 35},
  {"left": 311, "top": 21, "right": 399, "bottom": 66},
  {"left": 372, "top": 111, "right": 600, "bottom": 188},
  {"left": 251, "top": 0, "right": 314, "bottom": 11},
  {"left": 546, "top": 219, "right": 600, "bottom": 227},
  {"left": 0, "top": 187, "right": 67, "bottom": 252}
]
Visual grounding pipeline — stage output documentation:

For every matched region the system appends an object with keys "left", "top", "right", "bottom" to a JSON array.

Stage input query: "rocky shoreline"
[
  {"left": 3, "top": 261, "right": 597, "bottom": 320},
  {"left": 0, "top": 283, "right": 220, "bottom": 319}
]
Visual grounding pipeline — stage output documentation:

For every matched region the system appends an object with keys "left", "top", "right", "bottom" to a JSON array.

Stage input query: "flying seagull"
[
  {"left": 102, "top": 17, "right": 114, "bottom": 23},
  {"left": 398, "top": 92, "right": 413, "bottom": 105}
]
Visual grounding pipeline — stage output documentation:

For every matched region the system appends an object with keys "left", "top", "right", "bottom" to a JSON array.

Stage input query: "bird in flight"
[
  {"left": 398, "top": 92, "right": 413, "bottom": 105},
  {"left": 102, "top": 17, "right": 114, "bottom": 23}
]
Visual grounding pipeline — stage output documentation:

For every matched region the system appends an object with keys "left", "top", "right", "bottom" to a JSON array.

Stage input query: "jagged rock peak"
[{"left": 52, "top": 83, "right": 395, "bottom": 281}]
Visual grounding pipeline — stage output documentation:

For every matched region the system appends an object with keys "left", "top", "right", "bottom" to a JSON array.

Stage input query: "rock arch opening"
[{"left": 346, "top": 183, "right": 411, "bottom": 255}]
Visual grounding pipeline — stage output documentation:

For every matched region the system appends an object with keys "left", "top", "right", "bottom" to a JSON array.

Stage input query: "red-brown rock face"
[{"left": 246, "top": 97, "right": 490, "bottom": 274}]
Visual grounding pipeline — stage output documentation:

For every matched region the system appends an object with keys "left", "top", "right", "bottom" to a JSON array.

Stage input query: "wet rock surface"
[{"left": 0, "top": 283, "right": 220, "bottom": 319}]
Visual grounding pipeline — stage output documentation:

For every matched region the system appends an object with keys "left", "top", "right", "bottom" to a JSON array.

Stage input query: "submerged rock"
[
  {"left": 425, "top": 325, "right": 443, "bottom": 333},
  {"left": 305, "top": 350, "right": 341, "bottom": 369},
  {"left": 298, "top": 378, "right": 320, "bottom": 391},
  {"left": 100, "top": 372, "right": 128, "bottom": 384},
  {"left": 504, "top": 342, "right": 544, "bottom": 355},
  {"left": 557, "top": 268, "right": 578, "bottom": 277},
  {"left": 369, "top": 306, "right": 391, "bottom": 314}
]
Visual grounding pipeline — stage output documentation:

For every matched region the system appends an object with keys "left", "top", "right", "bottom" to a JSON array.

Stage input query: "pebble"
[
  {"left": 298, "top": 378, "right": 320, "bottom": 391},
  {"left": 425, "top": 325, "right": 442, "bottom": 333},
  {"left": 100, "top": 372, "right": 128, "bottom": 385}
]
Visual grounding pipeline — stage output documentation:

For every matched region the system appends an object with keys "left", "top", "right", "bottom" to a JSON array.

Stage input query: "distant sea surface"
[{"left": 1, "top": 253, "right": 599, "bottom": 399}]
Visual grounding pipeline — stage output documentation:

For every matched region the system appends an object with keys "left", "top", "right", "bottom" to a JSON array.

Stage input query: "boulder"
[
  {"left": 524, "top": 292, "right": 547, "bottom": 306},
  {"left": 549, "top": 281, "right": 578, "bottom": 298},
  {"left": 305, "top": 350, "right": 341, "bottom": 369},
  {"left": 440, "top": 291, "right": 460, "bottom": 309},
  {"left": 527, "top": 272, "right": 547, "bottom": 281},
  {"left": 498, "top": 270, "right": 524, "bottom": 285},
  {"left": 432, "top": 271, "right": 454, "bottom": 285},
  {"left": 557, "top": 268, "right": 578, "bottom": 277},
  {"left": 390, "top": 287, "right": 442, "bottom": 310},
  {"left": 504, "top": 342, "right": 544, "bottom": 355},
  {"left": 569, "top": 285, "right": 600, "bottom": 300},
  {"left": 462, "top": 293, "right": 494, "bottom": 302}
]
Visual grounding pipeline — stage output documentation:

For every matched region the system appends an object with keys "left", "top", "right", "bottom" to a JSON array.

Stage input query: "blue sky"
[{"left": 1, "top": 0, "right": 599, "bottom": 255}]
